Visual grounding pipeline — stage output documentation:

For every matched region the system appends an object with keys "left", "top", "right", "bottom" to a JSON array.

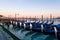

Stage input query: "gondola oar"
[
  {"left": 10, "top": 21, "right": 12, "bottom": 24},
  {"left": 16, "top": 21, "right": 17, "bottom": 27},
  {"left": 19, "top": 22, "right": 22, "bottom": 28},
  {"left": 9, "top": 21, "right": 13, "bottom": 29},
  {"left": 54, "top": 27, "right": 57, "bottom": 37},
  {"left": 41, "top": 15, "right": 44, "bottom": 32},
  {"left": 24, "top": 23, "right": 26, "bottom": 29},
  {"left": 41, "top": 24, "right": 44, "bottom": 32},
  {"left": 30, "top": 23, "right": 32, "bottom": 31},
  {"left": 29, "top": 16, "right": 32, "bottom": 30}
]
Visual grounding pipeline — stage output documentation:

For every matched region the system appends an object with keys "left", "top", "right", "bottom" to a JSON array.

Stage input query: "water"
[{"left": 4, "top": 25, "right": 58, "bottom": 40}]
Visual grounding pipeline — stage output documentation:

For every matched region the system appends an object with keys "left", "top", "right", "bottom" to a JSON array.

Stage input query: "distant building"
[{"left": 0, "top": 15, "right": 3, "bottom": 17}]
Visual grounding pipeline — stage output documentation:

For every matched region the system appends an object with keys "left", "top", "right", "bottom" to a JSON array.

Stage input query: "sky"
[{"left": 0, "top": 0, "right": 60, "bottom": 18}]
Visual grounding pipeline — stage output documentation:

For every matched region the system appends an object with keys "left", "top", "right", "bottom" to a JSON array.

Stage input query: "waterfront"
[
  {"left": 2, "top": 19, "right": 60, "bottom": 40},
  {"left": 0, "top": 15, "right": 60, "bottom": 40},
  {"left": 0, "top": 18, "right": 60, "bottom": 40}
]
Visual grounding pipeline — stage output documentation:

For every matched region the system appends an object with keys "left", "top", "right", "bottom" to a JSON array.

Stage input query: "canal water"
[{"left": 4, "top": 25, "right": 58, "bottom": 40}]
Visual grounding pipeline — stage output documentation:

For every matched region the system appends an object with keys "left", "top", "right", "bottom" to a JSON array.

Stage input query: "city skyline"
[{"left": 0, "top": 0, "right": 60, "bottom": 18}]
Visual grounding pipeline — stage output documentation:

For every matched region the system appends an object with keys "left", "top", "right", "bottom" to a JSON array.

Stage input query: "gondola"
[
  {"left": 43, "top": 21, "right": 56, "bottom": 35},
  {"left": 17, "top": 20, "right": 25, "bottom": 28},
  {"left": 23, "top": 21, "right": 46, "bottom": 32},
  {"left": 30, "top": 22, "right": 42, "bottom": 31},
  {"left": 43, "top": 24, "right": 56, "bottom": 35},
  {"left": 24, "top": 22, "right": 31, "bottom": 30},
  {"left": 43, "top": 23, "right": 60, "bottom": 36}
]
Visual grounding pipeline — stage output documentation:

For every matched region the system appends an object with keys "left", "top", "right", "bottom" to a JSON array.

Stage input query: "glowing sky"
[{"left": 0, "top": 0, "right": 60, "bottom": 18}]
